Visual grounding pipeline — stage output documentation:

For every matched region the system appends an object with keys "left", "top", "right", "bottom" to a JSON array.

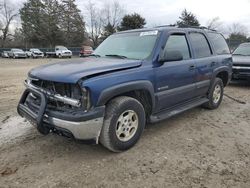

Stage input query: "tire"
[
  {"left": 100, "top": 96, "right": 145, "bottom": 152},
  {"left": 203, "top": 78, "right": 224, "bottom": 109}
]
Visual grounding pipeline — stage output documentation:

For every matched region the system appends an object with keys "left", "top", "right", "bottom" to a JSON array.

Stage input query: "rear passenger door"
[
  {"left": 155, "top": 33, "right": 197, "bottom": 111},
  {"left": 188, "top": 32, "right": 217, "bottom": 97}
]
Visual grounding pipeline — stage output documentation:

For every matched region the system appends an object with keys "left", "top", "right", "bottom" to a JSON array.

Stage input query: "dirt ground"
[{"left": 0, "top": 58, "right": 250, "bottom": 188}]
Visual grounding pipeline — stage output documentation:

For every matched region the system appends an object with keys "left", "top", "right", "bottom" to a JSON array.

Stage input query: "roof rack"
[
  {"left": 155, "top": 25, "right": 217, "bottom": 32},
  {"left": 178, "top": 26, "right": 217, "bottom": 32}
]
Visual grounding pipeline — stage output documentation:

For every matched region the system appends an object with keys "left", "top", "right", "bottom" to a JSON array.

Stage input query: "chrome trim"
[
  {"left": 44, "top": 115, "right": 104, "bottom": 143},
  {"left": 25, "top": 79, "right": 81, "bottom": 107},
  {"left": 233, "top": 66, "right": 250, "bottom": 70}
]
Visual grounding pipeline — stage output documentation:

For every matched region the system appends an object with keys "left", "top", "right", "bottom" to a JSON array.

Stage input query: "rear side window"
[
  {"left": 189, "top": 33, "right": 212, "bottom": 58},
  {"left": 208, "top": 33, "right": 230, "bottom": 55},
  {"left": 164, "top": 34, "right": 190, "bottom": 60}
]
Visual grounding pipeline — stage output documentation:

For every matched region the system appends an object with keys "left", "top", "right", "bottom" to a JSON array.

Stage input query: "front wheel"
[
  {"left": 100, "top": 96, "right": 145, "bottom": 152},
  {"left": 203, "top": 78, "right": 224, "bottom": 109}
]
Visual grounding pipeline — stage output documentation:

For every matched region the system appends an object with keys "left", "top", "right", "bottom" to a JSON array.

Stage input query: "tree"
[
  {"left": 85, "top": 0, "right": 102, "bottom": 47},
  {"left": 0, "top": 0, "right": 18, "bottom": 47},
  {"left": 226, "top": 23, "right": 249, "bottom": 50},
  {"left": 206, "top": 17, "right": 223, "bottom": 31},
  {"left": 20, "top": 0, "right": 64, "bottom": 47},
  {"left": 176, "top": 9, "right": 200, "bottom": 27},
  {"left": 119, "top": 13, "right": 146, "bottom": 31},
  {"left": 100, "top": 22, "right": 116, "bottom": 41},
  {"left": 228, "top": 23, "right": 248, "bottom": 36},
  {"left": 85, "top": 0, "right": 125, "bottom": 47},
  {"left": 59, "top": 0, "right": 85, "bottom": 46},
  {"left": 101, "top": 1, "right": 125, "bottom": 28}
]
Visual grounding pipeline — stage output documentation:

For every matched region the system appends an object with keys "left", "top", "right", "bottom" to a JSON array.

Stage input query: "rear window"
[
  {"left": 208, "top": 33, "right": 230, "bottom": 55},
  {"left": 189, "top": 33, "right": 212, "bottom": 58}
]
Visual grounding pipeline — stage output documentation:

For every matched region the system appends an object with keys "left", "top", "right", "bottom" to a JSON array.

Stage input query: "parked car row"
[
  {"left": 1, "top": 48, "right": 44, "bottom": 59},
  {"left": 1, "top": 45, "right": 94, "bottom": 59}
]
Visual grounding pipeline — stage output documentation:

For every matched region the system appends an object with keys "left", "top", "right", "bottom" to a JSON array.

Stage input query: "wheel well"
[
  {"left": 107, "top": 90, "right": 153, "bottom": 120},
  {"left": 216, "top": 71, "right": 228, "bottom": 86}
]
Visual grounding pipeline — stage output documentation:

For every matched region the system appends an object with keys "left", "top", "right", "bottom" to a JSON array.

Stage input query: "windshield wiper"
[
  {"left": 105, "top": 54, "right": 127, "bottom": 59},
  {"left": 89, "top": 54, "right": 101, "bottom": 57}
]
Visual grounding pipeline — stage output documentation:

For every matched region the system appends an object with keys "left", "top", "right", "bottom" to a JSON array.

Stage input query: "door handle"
[
  {"left": 211, "top": 62, "right": 216, "bottom": 67},
  {"left": 189, "top": 65, "right": 196, "bottom": 70}
]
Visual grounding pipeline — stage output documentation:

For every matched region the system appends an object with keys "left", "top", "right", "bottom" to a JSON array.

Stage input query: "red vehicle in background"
[{"left": 79, "top": 46, "right": 93, "bottom": 57}]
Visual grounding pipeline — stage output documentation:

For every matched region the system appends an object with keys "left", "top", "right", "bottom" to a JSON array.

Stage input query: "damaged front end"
[{"left": 17, "top": 77, "right": 105, "bottom": 144}]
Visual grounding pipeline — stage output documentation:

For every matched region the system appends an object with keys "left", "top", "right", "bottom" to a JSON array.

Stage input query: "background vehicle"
[
  {"left": 79, "top": 46, "right": 93, "bottom": 57},
  {"left": 232, "top": 42, "right": 250, "bottom": 80},
  {"left": 25, "top": 51, "right": 32, "bottom": 58},
  {"left": 29, "top": 48, "right": 44, "bottom": 58},
  {"left": 1, "top": 51, "right": 9, "bottom": 58},
  {"left": 8, "top": 48, "right": 26, "bottom": 58},
  {"left": 18, "top": 26, "right": 232, "bottom": 152},
  {"left": 45, "top": 46, "right": 72, "bottom": 58}
]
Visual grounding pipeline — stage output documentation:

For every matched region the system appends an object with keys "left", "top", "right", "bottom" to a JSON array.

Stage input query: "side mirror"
[{"left": 159, "top": 50, "right": 183, "bottom": 63}]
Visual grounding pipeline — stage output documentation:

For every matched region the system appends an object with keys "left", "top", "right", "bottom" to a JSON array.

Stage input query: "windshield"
[
  {"left": 233, "top": 44, "right": 250, "bottom": 56},
  {"left": 56, "top": 46, "right": 68, "bottom": 50},
  {"left": 13, "top": 49, "right": 23, "bottom": 52},
  {"left": 94, "top": 31, "right": 159, "bottom": 60},
  {"left": 30, "top": 48, "right": 40, "bottom": 52}
]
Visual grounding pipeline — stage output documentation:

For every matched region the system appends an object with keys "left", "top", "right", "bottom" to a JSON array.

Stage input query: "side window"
[
  {"left": 189, "top": 33, "right": 212, "bottom": 58},
  {"left": 207, "top": 32, "right": 230, "bottom": 55},
  {"left": 164, "top": 34, "right": 190, "bottom": 60}
]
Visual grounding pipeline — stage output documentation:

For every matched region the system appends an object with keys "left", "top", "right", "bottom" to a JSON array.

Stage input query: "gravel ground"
[{"left": 0, "top": 58, "right": 250, "bottom": 188}]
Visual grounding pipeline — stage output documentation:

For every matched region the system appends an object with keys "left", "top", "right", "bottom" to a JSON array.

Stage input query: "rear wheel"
[
  {"left": 100, "top": 96, "right": 145, "bottom": 152},
  {"left": 203, "top": 78, "right": 224, "bottom": 109}
]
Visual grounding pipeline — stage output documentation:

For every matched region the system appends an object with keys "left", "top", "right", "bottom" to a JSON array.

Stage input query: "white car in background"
[
  {"left": 8, "top": 48, "right": 27, "bottom": 58},
  {"left": 30, "top": 48, "right": 44, "bottom": 58},
  {"left": 45, "top": 46, "right": 72, "bottom": 58}
]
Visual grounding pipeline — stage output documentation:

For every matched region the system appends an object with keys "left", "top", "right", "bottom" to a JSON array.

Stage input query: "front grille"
[{"left": 30, "top": 79, "right": 82, "bottom": 109}]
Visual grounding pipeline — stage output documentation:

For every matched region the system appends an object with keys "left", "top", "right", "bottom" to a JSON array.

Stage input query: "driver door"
[{"left": 155, "top": 33, "right": 197, "bottom": 111}]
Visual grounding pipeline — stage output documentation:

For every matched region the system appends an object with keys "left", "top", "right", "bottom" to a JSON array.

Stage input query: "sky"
[
  {"left": 9, "top": 0, "right": 250, "bottom": 35},
  {"left": 78, "top": 0, "right": 250, "bottom": 34}
]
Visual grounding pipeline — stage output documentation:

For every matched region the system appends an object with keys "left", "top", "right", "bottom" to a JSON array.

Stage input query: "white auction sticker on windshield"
[{"left": 140, "top": 30, "right": 158, "bottom": 36}]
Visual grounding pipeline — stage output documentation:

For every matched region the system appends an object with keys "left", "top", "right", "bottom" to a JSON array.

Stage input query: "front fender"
[{"left": 96, "top": 80, "right": 155, "bottom": 109}]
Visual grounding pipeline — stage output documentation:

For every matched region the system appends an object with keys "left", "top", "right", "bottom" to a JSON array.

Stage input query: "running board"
[{"left": 150, "top": 98, "right": 209, "bottom": 123}]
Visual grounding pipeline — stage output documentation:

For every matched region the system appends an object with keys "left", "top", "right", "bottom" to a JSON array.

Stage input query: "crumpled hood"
[
  {"left": 29, "top": 57, "right": 142, "bottom": 83},
  {"left": 232, "top": 55, "right": 250, "bottom": 65}
]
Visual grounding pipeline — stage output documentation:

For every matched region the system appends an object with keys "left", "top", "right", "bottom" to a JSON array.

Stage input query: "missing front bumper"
[{"left": 17, "top": 87, "right": 105, "bottom": 143}]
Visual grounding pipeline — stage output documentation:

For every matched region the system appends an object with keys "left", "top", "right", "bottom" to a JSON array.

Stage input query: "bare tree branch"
[
  {"left": 227, "top": 23, "right": 248, "bottom": 36},
  {"left": 85, "top": 0, "right": 103, "bottom": 47},
  {"left": 101, "top": 1, "right": 125, "bottom": 27},
  {"left": 0, "top": 0, "right": 18, "bottom": 47},
  {"left": 206, "top": 17, "right": 223, "bottom": 31}
]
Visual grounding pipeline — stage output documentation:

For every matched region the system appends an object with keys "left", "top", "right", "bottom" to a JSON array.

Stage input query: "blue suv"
[{"left": 17, "top": 26, "right": 232, "bottom": 152}]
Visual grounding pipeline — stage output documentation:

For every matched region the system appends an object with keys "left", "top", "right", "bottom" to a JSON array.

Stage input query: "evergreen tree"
[
  {"left": 119, "top": 13, "right": 146, "bottom": 31},
  {"left": 176, "top": 9, "right": 200, "bottom": 27},
  {"left": 100, "top": 22, "right": 116, "bottom": 41},
  {"left": 59, "top": 0, "right": 85, "bottom": 46}
]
